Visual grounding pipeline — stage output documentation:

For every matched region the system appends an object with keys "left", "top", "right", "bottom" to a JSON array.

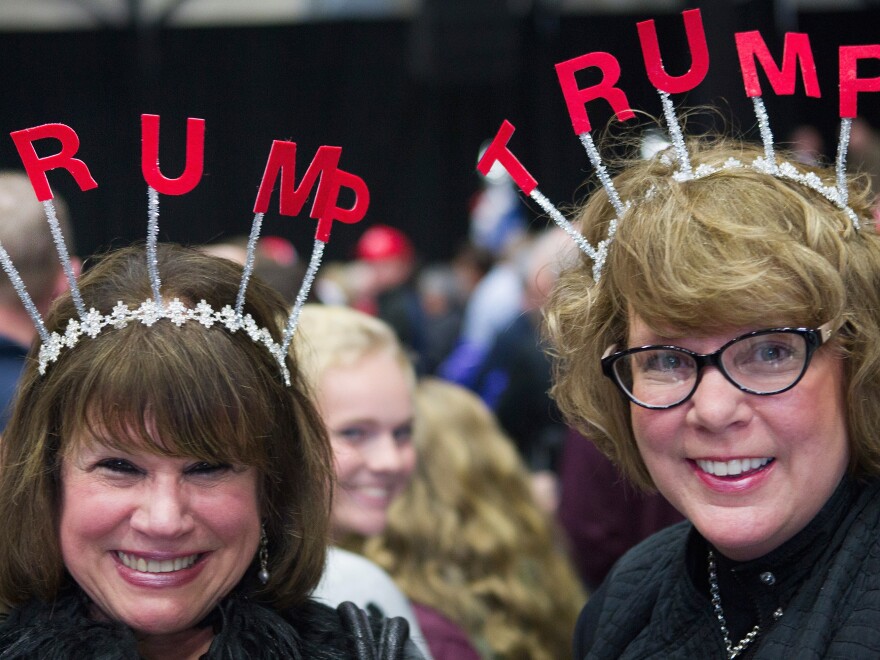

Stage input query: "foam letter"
[
  {"left": 555, "top": 52, "right": 635, "bottom": 134},
  {"left": 840, "top": 45, "right": 880, "bottom": 118},
  {"left": 254, "top": 141, "right": 339, "bottom": 217},
  {"left": 314, "top": 166, "right": 369, "bottom": 242},
  {"left": 637, "top": 8, "right": 709, "bottom": 94},
  {"left": 141, "top": 114, "right": 205, "bottom": 195},
  {"left": 477, "top": 120, "right": 538, "bottom": 195},
  {"left": 735, "top": 32, "right": 820, "bottom": 98},
  {"left": 254, "top": 142, "right": 367, "bottom": 241},
  {"left": 9, "top": 123, "right": 98, "bottom": 202}
]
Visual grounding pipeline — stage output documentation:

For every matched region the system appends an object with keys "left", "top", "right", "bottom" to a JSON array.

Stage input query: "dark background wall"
[{"left": 0, "top": 5, "right": 876, "bottom": 264}]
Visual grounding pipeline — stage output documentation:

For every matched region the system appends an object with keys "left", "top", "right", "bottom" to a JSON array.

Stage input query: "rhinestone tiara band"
[{"left": 37, "top": 299, "right": 291, "bottom": 382}]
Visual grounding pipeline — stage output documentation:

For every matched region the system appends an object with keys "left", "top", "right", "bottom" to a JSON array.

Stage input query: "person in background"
[
  {"left": 294, "top": 303, "right": 438, "bottom": 659},
  {"left": 0, "top": 171, "right": 76, "bottom": 432},
  {"left": 352, "top": 225, "right": 426, "bottom": 371},
  {"left": 414, "top": 264, "right": 464, "bottom": 375},
  {"left": 438, "top": 157, "right": 530, "bottom": 389},
  {"left": 362, "top": 377, "right": 584, "bottom": 660},
  {"left": 556, "top": 429, "right": 683, "bottom": 590},
  {"left": 473, "top": 227, "right": 575, "bottom": 486},
  {"left": 200, "top": 234, "right": 305, "bottom": 306}
]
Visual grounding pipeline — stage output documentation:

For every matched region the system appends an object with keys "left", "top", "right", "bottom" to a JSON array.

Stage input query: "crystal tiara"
[
  {"left": 477, "top": 8, "right": 876, "bottom": 281},
  {"left": 4, "top": 114, "right": 370, "bottom": 385}
]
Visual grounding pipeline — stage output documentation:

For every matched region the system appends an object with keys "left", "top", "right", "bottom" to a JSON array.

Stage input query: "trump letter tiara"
[
  {"left": 477, "top": 8, "right": 879, "bottom": 282},
  {"left": 5, "top": 114, "right": 370, "bottom": 385}
]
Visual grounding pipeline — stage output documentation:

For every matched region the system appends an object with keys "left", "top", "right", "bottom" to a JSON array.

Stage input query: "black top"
[
  {"left": 574, "top": 476, "right": 880, "bottom": 658},
  {"left": 0, "top": 587, "right": 423, "bottom": 659}
]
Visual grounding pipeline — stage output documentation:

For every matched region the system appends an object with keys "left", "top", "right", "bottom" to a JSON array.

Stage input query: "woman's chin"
[{"left": 692, "top": 512, "right": 784, "bottom": 561}]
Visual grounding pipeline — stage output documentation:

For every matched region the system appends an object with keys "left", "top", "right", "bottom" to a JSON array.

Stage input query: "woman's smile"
[
  {"left": 693, "top": 457, "right": 774, "bottom": 478},
  {"left": 60, "top": 440, "right": 261, "bottom": 639},
  {"left": 116, "top": 551, "right": 201, "bottom": 574}
]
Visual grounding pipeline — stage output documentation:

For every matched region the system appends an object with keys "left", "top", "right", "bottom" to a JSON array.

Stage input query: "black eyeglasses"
[{"left": 601, "top": 320, "right": 838, "bottom": 410}]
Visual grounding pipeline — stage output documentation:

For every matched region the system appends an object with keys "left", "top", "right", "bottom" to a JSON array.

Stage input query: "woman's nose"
[
  {"left": 686, "top": 367, "right": 751, "bottom": 432},
  {"left": 129, "top": 477, "right": 194, "bottom": 537},
  {"left": 365, "top": 434, "right": 410, "bottom": 474}
]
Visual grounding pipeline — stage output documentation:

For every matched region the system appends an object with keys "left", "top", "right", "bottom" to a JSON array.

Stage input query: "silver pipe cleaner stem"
[
  {"left": 235, "top": 212, "right": 265, "bottom": 317},
  {"left": 752, "top": 96, "right": 776, "bottom": 165},
  {"left": 282, "top": 238, "right": 325, "bottom": 355},
  {"left": 578, "top": 132, "right": 626, "bottom": 219},
  {"left": 530, "top": 189, "right": 596, "bottom": 260},
  {"left": 43, "top": 199, "right": 86, "bottom": 319},
  {"left": 147, "top": 186, "right": 162, "bottom": 306},
  {"left": 659, "top": 91, "right": 692, "bottom": 177},
  {"left": 836, "top": 118, "right": 852, "bottom": 208},
  {"left": 0, "top": 241, "right": 50, "bottom": 344}
]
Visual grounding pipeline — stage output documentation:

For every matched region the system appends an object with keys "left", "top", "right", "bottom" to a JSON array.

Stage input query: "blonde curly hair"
[{"left": 360, "top": 377, "right": 584, "bottom": 659}]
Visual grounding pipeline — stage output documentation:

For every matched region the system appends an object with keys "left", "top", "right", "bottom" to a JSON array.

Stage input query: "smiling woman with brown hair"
[
  {"left": 0, "top": 244, "right": 421, "bottom": 659},
  {"left": 545, "top": 134, "right": 880, "bottom": 658}
]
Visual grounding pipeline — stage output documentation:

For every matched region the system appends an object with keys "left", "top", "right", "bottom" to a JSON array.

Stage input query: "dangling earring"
[{"left": 258, "top": 523, "right": 270, "bottom": 584}]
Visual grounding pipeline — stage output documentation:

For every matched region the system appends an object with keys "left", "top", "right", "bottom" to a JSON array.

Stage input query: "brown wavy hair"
[
  {"left": 361, "top": 377, "right": 585, "bottom": 659},
  {"left": 545, "top": 134, "right": 880, "bottom": 490},
  {"left": 0, "top": 243, "right": 334, "bottom": 612}
]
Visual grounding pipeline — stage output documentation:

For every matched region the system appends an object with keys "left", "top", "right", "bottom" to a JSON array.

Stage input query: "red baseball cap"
[{"left": 355, "top": 224, "right": 414, "bottom": 261}]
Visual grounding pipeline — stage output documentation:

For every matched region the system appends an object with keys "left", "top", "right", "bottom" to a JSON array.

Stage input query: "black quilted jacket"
[{"left": 575, "top": 476, "right": 880, "bottom": 659}]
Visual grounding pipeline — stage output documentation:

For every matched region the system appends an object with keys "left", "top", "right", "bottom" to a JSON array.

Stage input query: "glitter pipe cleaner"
[
  {"left": 578, "top": 132, "right": 627, "bottom": 219},
  {"left": 0, "top": 242, "right": 50, "bottom": 344},
  {"left": 235, "top": 211, "right": 265, "bottom": 317},
  {"left": 477, "top": 119, "right": 623, "bottom": 282},
  {"left": 658, "top": 91, "right": 692, "bottom": 178},
  {"left": 282, "top": 237, "right": 325, "bottom": 354},
  {"left": 836, "top": 118, "right": 853, "bottom": 210},
  {"left": 752, "top": 97, "right": 775, "bottom": 164},
  {"left": 147, "top": 186, "right": 163, "bottom": 306},
  {"left": 530, "top": 189, "right": 614, "bottom": 282},
  {"left": 43, "top": 199, "right": 86, "bottom": 319}
]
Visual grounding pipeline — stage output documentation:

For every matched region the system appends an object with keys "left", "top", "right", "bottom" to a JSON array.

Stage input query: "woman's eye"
[
  {"left": 642, "top": 350, "right": 688, "bottom": 373},
  {"left": 336, "top": 427, "right": 368, "bottom": 443},
  {"left": 393, "top": 424, "right": 414, "bottom": 445},
  {"left": 95, "top": 458, "right": 140, "bottom": 474},
  {"left": 754, "top": 343, "right": 793, "bottom": 363},
  {"left": 186, "top": 462, "right": 231, "bottom": 475}
]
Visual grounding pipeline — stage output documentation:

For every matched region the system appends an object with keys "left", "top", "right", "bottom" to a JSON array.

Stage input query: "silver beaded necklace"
[{"left": 707, "top": 550, "right": 761, "bottom": 659}]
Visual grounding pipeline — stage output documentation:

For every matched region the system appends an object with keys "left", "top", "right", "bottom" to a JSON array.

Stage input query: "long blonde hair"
[{"left": 361, "top": 377, "right": 584, "bottom": 659}]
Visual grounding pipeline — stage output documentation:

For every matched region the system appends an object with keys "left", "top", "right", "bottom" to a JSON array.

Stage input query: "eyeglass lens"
[{"left": 613, "top": 331, "right": 810, "bottom": 408}]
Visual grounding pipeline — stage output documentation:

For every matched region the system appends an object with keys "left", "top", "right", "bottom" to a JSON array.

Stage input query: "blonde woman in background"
[
  {"left": 295, "top": 303, "right": 468, "bottom": 659},
  {"left": 361, "top": 377, "right": 585, "bottom": 659}
]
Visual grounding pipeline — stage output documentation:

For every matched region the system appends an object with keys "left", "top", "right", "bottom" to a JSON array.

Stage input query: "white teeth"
[
  {"left": 117, "top": 551, "right": 199, "bottom": 573},
  {"left": 696, "top": 457, "right": 772, "bottom": 477}
]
